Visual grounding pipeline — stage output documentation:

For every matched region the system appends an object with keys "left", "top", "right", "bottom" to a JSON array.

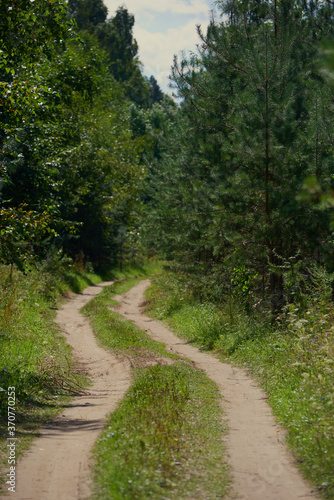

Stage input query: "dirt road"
[
  {"left": 1, "top": 282, "right": 131, "bottom": 500},
  {"left": 2, "top": 279, "right": 317, "bottom": 500},
  {"left": 115, "top": 279, "right": 317, "bottom": 500}
]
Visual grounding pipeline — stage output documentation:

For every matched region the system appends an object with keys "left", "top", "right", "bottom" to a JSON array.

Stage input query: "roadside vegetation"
[
  {"left": 0, "top": 260, "right": 93, "bottom": 484},
  {"left": 0, "top": 260, "right": 159, "bottom": 486},
  {"left": 145, "top": 270, "right": 334, "bottom": 500}
]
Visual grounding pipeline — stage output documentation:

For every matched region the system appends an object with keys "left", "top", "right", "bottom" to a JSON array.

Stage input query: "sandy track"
[
  {"left": 115, "top": 279, "right": 317, "bottom": 500},
  {"left": 1, "top": 282, "right": 131, "bottom": 500},
  {"left": 1, "top": 279, "right": 318, "bottom": 500}
]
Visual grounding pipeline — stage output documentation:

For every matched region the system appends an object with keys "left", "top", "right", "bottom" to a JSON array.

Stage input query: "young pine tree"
[{"left": 151, "top": 0, "right": 334, "bottom": 311}]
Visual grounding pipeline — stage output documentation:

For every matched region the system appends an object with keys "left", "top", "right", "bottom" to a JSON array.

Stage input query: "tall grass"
[
  {"left": 146, "top": 271, "right": 334, "bottom": 499},
  {"left": 0, "top": 259, "right": 162, "bottom": 485}
]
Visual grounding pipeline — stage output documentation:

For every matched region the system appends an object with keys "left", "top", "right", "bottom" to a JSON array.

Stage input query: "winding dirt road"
[
  {"left": 1, "top": 279, "right": 318, "bottom": 500},
  {"left": 1, "top": 282, "right": 131, "bottom": 500}
]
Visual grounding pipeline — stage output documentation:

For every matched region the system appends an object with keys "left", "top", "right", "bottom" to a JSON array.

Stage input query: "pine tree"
[
  {"left": 149, "top": 0, "right": 334, "bottom": 311},
  {"left": 149, "top": 76, "right": 164, "bottom": 105},
  {"left": 95, "top": 6, "right": 150, "bottom": 105}
]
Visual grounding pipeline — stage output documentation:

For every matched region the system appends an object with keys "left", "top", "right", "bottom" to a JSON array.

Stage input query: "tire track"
[
  {"left": 115, "top": 279, "right": 317, "bottom": 500},
  {"left": 1, "top": 282, "right": 131, "bottom": 500}
]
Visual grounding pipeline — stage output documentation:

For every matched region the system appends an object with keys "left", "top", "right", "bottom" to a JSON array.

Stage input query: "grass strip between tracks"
[
  {"left": 84, "top": 279, "right": 230, "bottom": 499},
  {"left": 81, "top": 278, "right": 177, "bottom": 360}
]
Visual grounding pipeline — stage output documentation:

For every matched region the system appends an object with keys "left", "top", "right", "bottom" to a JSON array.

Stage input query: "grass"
[
  {"left": 81, "top": 278, "right": 178, "bottom": 360},
  {"left": 92, "top": 363, "right": 230, "bottom": 500},
  {"left": 59, "top": 259, "right": 164, "bottom": 295},
  {"left": 0, "top": 259, "right": 162, "bottom": 488},
  {"left": 145, "top": 271, "right": 334, "bottom": 500},
  {"left": 83, "top": 274, "right": 230, "bottom": 498}
]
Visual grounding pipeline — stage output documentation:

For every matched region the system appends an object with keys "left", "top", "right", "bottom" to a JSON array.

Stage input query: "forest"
[
  {"left": 2, "top": 0, "right": 334, "bottom": 307},
  {"left": 0, "top": 0, "right": 170, "bottom": 271},
  {"left": 1, "top": 0, "right": 334, "bottom": 497}
]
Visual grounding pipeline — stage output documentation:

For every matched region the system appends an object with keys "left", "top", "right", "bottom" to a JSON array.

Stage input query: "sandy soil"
[
  {"left": 115, "top": 279, "right": 317, "bottom": 500},
  {"left": 0, "top": 282, "right": 131, "bottom": 500},
  {"left": 1, "top": 279, "right": 318, "bottom": 500}
]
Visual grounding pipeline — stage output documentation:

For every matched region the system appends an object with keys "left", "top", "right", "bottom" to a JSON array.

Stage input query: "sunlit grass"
[
  {"left": 146, "top": 272, "right": 334, "bottom": 499},
  {"left": 92, "top": 363, "right": 230, "bottom": 500}
]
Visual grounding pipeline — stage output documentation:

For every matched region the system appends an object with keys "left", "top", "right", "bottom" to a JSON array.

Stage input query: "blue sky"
[{"left": 104, "top": 0, "right": 216, "bottom": 94}]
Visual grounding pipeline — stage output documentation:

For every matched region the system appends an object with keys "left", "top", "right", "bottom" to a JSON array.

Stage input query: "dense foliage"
[
  {"left": 146, "top": 0, "right": 334, "bottom": 314},
  {"left": 0, "top": 0, "right": 168, "bottom": 270}
]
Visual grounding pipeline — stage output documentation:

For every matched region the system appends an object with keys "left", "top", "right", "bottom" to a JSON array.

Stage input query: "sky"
[{"left": 104, "top": 0, "right": 217, "bottom": 95}]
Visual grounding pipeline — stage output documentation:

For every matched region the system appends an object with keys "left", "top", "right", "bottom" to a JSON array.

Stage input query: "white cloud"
[
  {"left": 107, "top": 0, "right": 209, "bottom": 16},
  {"left": 134, "top": 20, "right": 207, "bottom": 93},
  {"left": 103, "top": 0, "right": 213, "bottom": 94}
]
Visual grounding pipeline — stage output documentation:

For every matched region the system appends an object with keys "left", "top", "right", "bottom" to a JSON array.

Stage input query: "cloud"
[
  {"left": 107, "top": 0, "right": 210, "bottom": 16},
  {"left": 134, "top": 20, "right": 207, "bottom": 93},
  {"left": 103, "top": 0, "right": 213, "bottom": 94}
]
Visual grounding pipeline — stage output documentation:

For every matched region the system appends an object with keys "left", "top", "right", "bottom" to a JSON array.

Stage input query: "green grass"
[
  {"left": 81, "top": 279, "right": 178, "bottom": 359},
  {"left": 97, "top": 260, "right": 164, "bottom": 283},
  {"left": 145, "top": 272, "right": 334, "bottom": 500},
  {"left": 92, "top": 363, "right": 230, "bottom": 500},
  {"left": 83, "top": 274, "right": 230, "bottom": 498},
  {"left": 59, "top": 259, "right": 164, "bottom": 295},
  {"left": 0, "top": 260, "right": 162, "bottom": 487}
]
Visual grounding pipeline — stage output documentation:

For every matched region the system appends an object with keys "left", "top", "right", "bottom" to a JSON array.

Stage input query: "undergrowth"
[{"left": 145, "top": 270, "right": 334, "bottom": 499}]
